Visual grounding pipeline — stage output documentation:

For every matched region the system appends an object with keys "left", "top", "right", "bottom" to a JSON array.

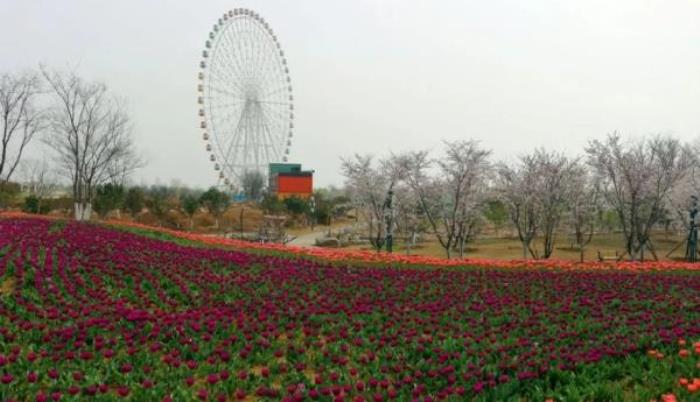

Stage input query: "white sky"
[{"left": 2, "top": 0, "right": 699, "bottom": 188}]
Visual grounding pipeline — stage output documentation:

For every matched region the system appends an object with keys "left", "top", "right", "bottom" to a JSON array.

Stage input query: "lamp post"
[
  {"left": 686, "top": 195, "right": 698, "bottom": 262},
  {"left": 383, "top": 187, "right": 394, "bottom": 253},
  {"left": 309, "top": 195, "right": 316, "bottom": 230}
]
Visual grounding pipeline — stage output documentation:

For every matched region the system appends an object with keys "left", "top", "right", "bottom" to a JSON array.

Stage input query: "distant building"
[{"left": 268, "top": 163, "right": 313, "bottom": 200}]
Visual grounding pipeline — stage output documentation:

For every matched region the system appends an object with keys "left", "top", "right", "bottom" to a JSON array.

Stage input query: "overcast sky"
[{"left": 2, "top": 0, "right": 699, "bottom": 188}]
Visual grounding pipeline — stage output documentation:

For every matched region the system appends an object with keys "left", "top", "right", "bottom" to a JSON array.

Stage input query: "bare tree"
[
  {"left": 242, "top": 170, "right": 264, "bottom": 200},
  {"left": 41, "top": 67, "right": 140, "bottom": 221},
  {"left": 397, "top": 140, "right": 491, "bottom": 258},
  {"left": 0, "top": 71, "right": 45, "bottom": 184},
  {"left": 586, "top": 133, "right": 696, "bottom": 261}
]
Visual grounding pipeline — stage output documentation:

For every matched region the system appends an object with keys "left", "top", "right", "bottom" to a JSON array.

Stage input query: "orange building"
[{"left": 269, "top": 163, "right": 314, "bottom": 199}]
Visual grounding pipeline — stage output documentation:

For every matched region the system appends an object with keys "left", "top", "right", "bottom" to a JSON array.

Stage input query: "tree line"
[{"left": 342, "top": 134, "right": 697, "bottom": 261}]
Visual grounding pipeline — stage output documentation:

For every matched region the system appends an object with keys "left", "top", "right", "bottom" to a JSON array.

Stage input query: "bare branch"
[{"left": 0, "top": 70, "right": 45, "bottom": 183}]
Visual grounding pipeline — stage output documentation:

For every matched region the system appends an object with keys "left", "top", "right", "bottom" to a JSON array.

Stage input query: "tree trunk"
[
  {"left": 406, "top": 231, "right": 416, "bottom": 255},
  {"left": 74, "top": 202, "right": 92, "bottom": 221},
  {"left": 239, "top": 207, "right": 245, "bottom": 232}
]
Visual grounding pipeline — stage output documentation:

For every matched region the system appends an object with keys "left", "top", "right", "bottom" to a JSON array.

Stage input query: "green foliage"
[
  {"left": 283, "top": 196, "right": 310, "bottom": 215},
  {"left": 45, "top": 196, "right": 73, "bottom": 212},
  {"left": 0, "top": 181, "right": 21, "bottom": 208},
  {"left": 22, "top": 195, "right": 51, "bottom": 214},
  {"left": 261, "top": 195, "right": 284, "bottom": 214},
  {"left": 180, "top": 194, "right": 200, "bottom": 218},
  {"left": 146, "top": 186, "right": 174, "bottom": 223},
  {"left": 600, "top": 208, "right": 621, "bottom": 232},
  {"left": 124, "top": 187, "right": 145, "bottom": 218},
  {"left": 310, "top": 191, "right": 350, "bottom": 223},
  {"left": 484, "top": 199, "right": 508, "bottom": 228},
  {"left": 93, "top": 183, "right": 125, "bottom": 218},
  {"left": 199, "top": 187, "right": 230, "bottom": 222}
]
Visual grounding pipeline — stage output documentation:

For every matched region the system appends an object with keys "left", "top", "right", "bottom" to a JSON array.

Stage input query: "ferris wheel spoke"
[
  {"left": 213, "top": 109, "right": 245, "bottom": 142},
  {"left": 259, "top": 102, "right": 291, "bottom": 122},
  {"left": 210, "top": 45, "right": 249, "bottom": 97},
  {"left": 224, "top": 25, "right": 256, "bottom": 98},
  {"left": 207, "top": 93, "right": 237, "bottom": 126},
  {"left": 222, "top": 20, "right": 249, "bottom": 82},
  {"left": 254, "top": 57, "right": 284, "bottom": 92},
  {"left": 208, "top": 60, "right": 246, "bottom": 98},
  {"left": 250, "top": 24, "right": 274, "bottom": 88},
  {"left": 260, "top": 82, "right": 291, "bottom": 100},
  {"left": 206, "top": 86, "right": 245, "bottom": 101},
  {"left": 210, "top": 107, "right": 244, "bottom": 146},
  {"left": 235, "top": 19, "right": 257, "bottom": 87},
  {"left": 207, "top": 84, "right": 245, "bottom": 101},
  {"left": 205, "top": 95, "right": 247, "bottom": 109},
  {"left": 258, "top": 76, "right": 289, "bottom": 99},
  {"left": 257, "top": 116, "right": 288, "bottom": 136},
  {"left": 245, "top": 18, "right": 263, "bottom": 86},
  {"left": 253, "top": 40, "right": 282, "bottom": 94},
  {"left": 210, "top": 28, "right": 245, "bottom": 90},
  {"left": 221, "top": 22, "right": 251, "bottom": 88},
  {"left": 210, "top": 68, "right": 245, "bottom": 97},
  {"left": 220, "top": 113, "right": 248, "bottom": 169},
  {"left": 212, "top": 113, "right": 244, "bottom": 141},
  {"left": 258, "top": 100, "right": 291, "bottom": 107},
  {"left": 259, "top": 109, "right": 284, "bottom": 158}
]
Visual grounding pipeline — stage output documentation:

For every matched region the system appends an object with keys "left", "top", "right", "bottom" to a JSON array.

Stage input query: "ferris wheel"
[{"left": 198, "top": 8, "right": 294, "bottom": 190}]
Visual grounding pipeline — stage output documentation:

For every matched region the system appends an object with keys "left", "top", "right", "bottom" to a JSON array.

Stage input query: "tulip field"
[{"left": 0, "top": 217, "right": 699, "bottom": 401}]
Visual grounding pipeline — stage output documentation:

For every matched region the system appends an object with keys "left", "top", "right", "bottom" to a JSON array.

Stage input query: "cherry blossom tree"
[
  {"left": 586, "top": 133, "right": 696, "bottom": 261},
  {"left": 396, "top": 140, "right": 491, "bottom": 258}
]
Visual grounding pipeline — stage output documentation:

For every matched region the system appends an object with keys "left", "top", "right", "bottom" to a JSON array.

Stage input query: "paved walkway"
[{"left": 287, "top": 228, "right": 328, "bottom": 247}]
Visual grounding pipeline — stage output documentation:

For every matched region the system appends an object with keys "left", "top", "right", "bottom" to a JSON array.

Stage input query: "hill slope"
[{"left": 0, "top": 218, "right": 698, "bottom": 401}]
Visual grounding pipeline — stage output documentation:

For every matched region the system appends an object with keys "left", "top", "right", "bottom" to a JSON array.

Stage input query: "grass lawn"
[{"left": 343, "top": 232, "right": 687, "bottom": 262}]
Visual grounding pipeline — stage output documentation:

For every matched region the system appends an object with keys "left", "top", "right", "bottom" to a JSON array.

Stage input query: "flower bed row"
[
  {"left": 102, "top": 217, "right": 700, "bottom": 272},
  {"left": 4, "top": 212, "right": 700, "bottom": 272}
]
